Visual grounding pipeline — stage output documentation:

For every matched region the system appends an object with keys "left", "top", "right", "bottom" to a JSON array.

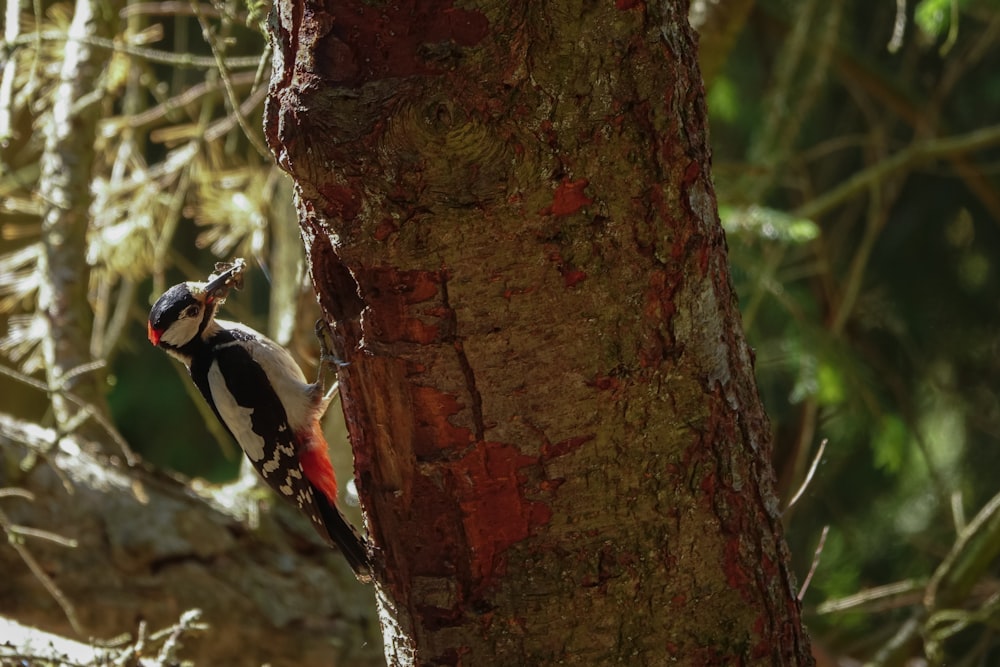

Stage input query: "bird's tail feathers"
[{"left": 313, "top": 488, "right": 373, "bottom": 582}]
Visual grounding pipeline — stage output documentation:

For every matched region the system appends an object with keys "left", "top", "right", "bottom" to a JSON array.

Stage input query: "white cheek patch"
[
  {"left": 207, "top": 361, "right": 266, "bottom": 461},
  {"left": 160, "top": 316, "right": 202, "bottom": 347}
]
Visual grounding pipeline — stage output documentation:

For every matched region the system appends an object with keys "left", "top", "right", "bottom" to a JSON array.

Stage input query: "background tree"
[{"left": 1, "top": 0, "right": 1000, "bottom": 665}]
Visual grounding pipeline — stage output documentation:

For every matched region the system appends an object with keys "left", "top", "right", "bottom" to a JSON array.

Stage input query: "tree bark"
[
  {"left": 36, "top": 0, "right": 114, "bottom": 434},
  {"left": 266, "top": 1, "right": 813, "bottom": 665}
]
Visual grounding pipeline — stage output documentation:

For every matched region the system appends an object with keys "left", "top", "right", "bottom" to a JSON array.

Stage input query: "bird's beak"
[
  {"left": 204, "top": 258, "right": 246, "bottom": 302},
  {"left": 148, "top": 321, "right": 161, "bottom": 346}
]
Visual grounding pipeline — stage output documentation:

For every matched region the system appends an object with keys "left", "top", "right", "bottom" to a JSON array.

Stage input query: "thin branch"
[
  {"left": 0, "top": 505, "right": 85, "bottom": 636},
  {"left": 817, "top": 579, "right": 925, "bottom": 614},
  {"left": 147, "top": 80, "right": 267, "bottom": 144},
  {"left": 795, "top": 123, "right": 1000, "bottom": 221},
  {"left": 887, "top": 0, "right": 906, "bottom": 53},
  {"left": 0, "top": 487, "right": 34, "bottom": 500},
  {"left": 121, "top": 1, "right": 239, "bottom": 20},
  {"left": 204, "top": 81, "right": 269, "bottom": 143},
  {"left": 951, "top": 490, "right": 966, "bottom": 534},
  {"left": 5, "top": 523, "right": 80, "bottom": 547},
  {"left": 784, "top": 438, "right": 827, "bottom": 512},
  {"left": 155, "top": 609, "right": 208, "bottom": 663},
  {"left": 0, "top": 0, "right": 20, "bottom": 144},
  {"left": 189, "top": 0, "right": 270, "bottom": 157},
  {"left": 2, "top": 30, "right": 263, "bottom": 69},
  {"left": 99, "top": 277, "right": 137, "bottom": 360},
  {"left": 830, "top": 176, "right": 885, "bottom": 335},
  {"left": 0, "top": 612, "right": 208, "bottom": 667},
  {"left": 0, "top": 362, "right": 138, "bottom": 465},
  {"left": 797, "top": 525, "right": 828, "bottom": 601},
  {"left": 925, "top": 489, "right": 1000, "bottom": 611},
  {"left": 103, "top": 69, "right": 259, "bottom": 132}
]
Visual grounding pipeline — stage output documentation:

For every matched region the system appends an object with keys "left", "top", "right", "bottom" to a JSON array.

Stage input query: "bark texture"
[{"left": 266, "top": 1, "right": 813, "bottom": 664}]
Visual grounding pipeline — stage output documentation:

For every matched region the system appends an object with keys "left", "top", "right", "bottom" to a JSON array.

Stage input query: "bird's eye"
[{"left": 183, "top": 305, "right": 201, "bottom": 318}]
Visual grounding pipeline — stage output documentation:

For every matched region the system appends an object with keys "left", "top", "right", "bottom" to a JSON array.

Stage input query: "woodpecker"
[{"left": 147, "top": 260, "right": 371, "bottom": 581}]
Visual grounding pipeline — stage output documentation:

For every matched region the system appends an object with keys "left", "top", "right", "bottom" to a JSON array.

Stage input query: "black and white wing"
[{"left": 189, "top": 327, "right": 328, "bottom": 534}]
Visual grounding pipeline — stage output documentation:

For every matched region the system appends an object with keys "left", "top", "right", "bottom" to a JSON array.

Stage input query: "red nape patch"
[
  {"left": 616, "top": 0, "right": 642, "bottom": 9},
  {"left": 450, "top": 442, "right": 551, "bottom": 585},
  {"left": 540, "top": 178, "right": 593, "bottom": 216}
]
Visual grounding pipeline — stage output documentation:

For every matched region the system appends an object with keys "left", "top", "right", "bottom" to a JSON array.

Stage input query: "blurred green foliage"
[{"left": 710, "top": 0, "right": 1000, "bottom": 661}]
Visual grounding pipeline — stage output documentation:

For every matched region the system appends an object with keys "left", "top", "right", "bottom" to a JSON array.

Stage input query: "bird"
[{"left": 147, "top": 260, "right": 371, "bottom": 581}]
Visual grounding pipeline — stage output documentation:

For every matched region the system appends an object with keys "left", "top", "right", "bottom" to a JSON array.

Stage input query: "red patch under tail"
[
  {"left": 298, "top": 422, "right": 372, "bottom": 581},
  {"left": 299, "top": 421, "right": 339, "bottom": 503}
]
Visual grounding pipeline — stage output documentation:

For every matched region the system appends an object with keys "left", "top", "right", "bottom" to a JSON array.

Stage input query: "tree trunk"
[
  {"left": 36, "top": 0, "right": 115, "bottom": 433},
  {"left": 266, "top": 1, "right": 813, "bottom": 665}
]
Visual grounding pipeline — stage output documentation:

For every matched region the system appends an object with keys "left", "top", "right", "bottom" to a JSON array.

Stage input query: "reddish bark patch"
[
  {"left": 723, "top": 537, "right": 751, "bottom": 591},
  {"left": 544, "top": 246, "right": 588, "bottom": 288},
  {"left": 538, "top": 478, "right": 565, "bottom": 493},
  {"left": 308, "top": 233, "right": 366, "bottom": 323},
  {"left": 700, "top": 469, "right": 717, "bottom": 497},
  {"left": 639, "top": 268, "right": 680, "bottom": 365},
  {"left": 423, "top": 645, "right": 472, "bottom": 665},
  {"left": 759, "top": 552, "right": 778, "bottom": 579},
  {"left": 415, "top": 604, "right": 465, "bottom": 634},
  {"left": 588, "top": 374, "right": 622, "bottom": 392},
  {"left": 407, "top": 473, "right": 471, "bottom": 578},
  {"left": 502, "top": 286, "right": 535, "bottom": 300},
  {"left": 541, "top": 178, "right": 593, "bottom": 216},
  {"left": 541, "top": 434, "right": 594, "bottom": 461},
  {"left": 317, "top": 182, "right": 362, "bottom": 220},
  {"left": 411, "top": 385, "right": 474, "bottom": 458},
  {"left": 373, "top": 219, "right": 398, "bottom": 241},
  {"left": 682, "top": 159, "right": 701, "bottom": 186},
  {"left": 315, "top": 2, "right": 490, "bottom": 86},
  {"left": 644, "top": 269, "right": 675, "bottom": 319},
  {"left": 450, "top": 442, "right": 552, "bottom": 584},
  {"left": 751, "top": 615, "right": 771, "bottom": 659},
  {"left": 615, "top": 0, "right": 643, "bottom": 9},
  {"left": 562, "top": 268, "right": 587, "bottom": 288},
  {"left": 357, "top": 266, "right": 443, "bottom": 344}
]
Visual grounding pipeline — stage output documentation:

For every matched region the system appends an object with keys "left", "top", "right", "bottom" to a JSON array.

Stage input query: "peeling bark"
[{"left": 266, "top": 1, "right": 813, "bottom": 664}]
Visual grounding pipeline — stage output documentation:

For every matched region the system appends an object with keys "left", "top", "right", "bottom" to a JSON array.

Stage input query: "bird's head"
[{"left": 148, "top": 260, "right": 244, "bottom": 349}]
